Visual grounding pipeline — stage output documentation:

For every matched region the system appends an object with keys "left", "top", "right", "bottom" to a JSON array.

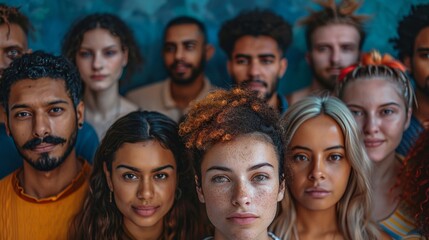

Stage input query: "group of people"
[{"left": 1, "top": 0, "right": 429, "bottom": 239}]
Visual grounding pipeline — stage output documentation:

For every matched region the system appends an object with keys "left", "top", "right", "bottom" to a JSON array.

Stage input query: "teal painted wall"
[{"left": 6, "top": 0, "right": 429, "bottom": 94}]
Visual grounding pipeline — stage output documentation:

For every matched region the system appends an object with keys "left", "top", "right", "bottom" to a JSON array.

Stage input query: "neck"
[
  {"left": 0, "top": 106, "right": 4, "bottom": 124},
  {"left": 414, "top": 90, "right": 429, "bottom": 125},
  {"left": 19, "top": 150, "right": 82, "bottom": 199},
  {"left": 124, "top": 217, "right": 163, "bottom": 240},
  {"left": 310, "top": 78, "right": 334, "bottom": 95},
  {"left": 214, "top": 229, "right": 271, "bottom": 240},
  {"left": 170, "top": 74, "right": 205, "bottom": 109},
  {"left": 371, "top": 152, "right": 401, "bottom": 186},
  {"left": 84, "top": 83, "right": 121, "bottom": 119},
  {"left": 295, "top": 204, "right": 339, "bottom": 239}
]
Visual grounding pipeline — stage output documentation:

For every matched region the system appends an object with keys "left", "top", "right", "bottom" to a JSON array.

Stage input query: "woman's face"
[
  {"left": 341, "top": 78, "right": 411, "bottom": 163},
  {"left": 104, "top": 141, "right": 177, "bottom": 236},
  {"left": 75, "top": 28, "right": 128, "bottom": 92},
  {"left": 288, "top": 115, "right": 351, "bottom": 212},
  {"left": 197, "top": 134, "right": 284, "bottom": 240}
]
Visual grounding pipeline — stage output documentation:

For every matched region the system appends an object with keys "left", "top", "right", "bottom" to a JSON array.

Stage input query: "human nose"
[
  {"left": 174, "top": 46, "right": 184, "bottom": 60},
  {"left": 363, "top": 113, "right": 379, "bottom": 135},
  {"left": 330, "top": 47, "right": 340, "bottom": 65},
  {"left": 33, "top": 113, "right": 51, "bottom": 138},
  {"left": 308, "top": 157, "right": 326, "bottom": 181},
  {"left": 137, "top": 178, "right": 154, "bottom": 202},
  {"left": 92, "top": 53, "right": 104, "bottom": 71},
  {"left": 248, "top": 61, "right": 261, "bottom": 79},
  {"left": 231, "top": 180, "right": 251, "bottom": 207}
]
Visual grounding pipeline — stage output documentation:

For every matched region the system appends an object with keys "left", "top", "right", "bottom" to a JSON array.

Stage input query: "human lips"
[
  {"left": 304, "top": 187, "right": 331, "bottom": 198},
  {"left": 132, "top": 205, "right": 160, "bottom": 217},
  {"left": 364, "top": 138, "right": 384, "bottom": 148},
  {"left": 32, "top": 143, "right": 57, "bottom": 153},
  {"left": 90, "top": 74, "right": 107, "bottom": 81},
  {"left": 226, "top": 212, "right": 259, "bottom": 225}
]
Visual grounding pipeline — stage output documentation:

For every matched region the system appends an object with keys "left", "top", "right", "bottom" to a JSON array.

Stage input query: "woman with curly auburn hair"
[
  {"left": 69, "top": 111, "right": 203, "bottom": 240},
  {"left": 270, "top": 96, "right": 387, "bottom": 240},
  {"left": 335, "top": 50, "right": 417, "bottom": 238},
  {"left": 179, "top": 88, "right": 287, "bottom": 240},
  {"left": 401, "top": 130, "right": 429, "bottom": 238}
]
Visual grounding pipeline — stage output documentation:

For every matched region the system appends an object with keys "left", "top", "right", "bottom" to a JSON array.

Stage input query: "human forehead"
[
  {"left": 202, "top": 133, "right": 279, "bottom": 171},
  {"left": 232, "top": 35, "right": 282, "bottom": 57},
  {"left": 8, "top": 77, "right": 71, "bottom": 106},
  {"left": 311, "top": 23, "right": 360, "bottom": 47},
  {"left": 0, "top": 23, "right": 27, "bottom": 49},
  {"left": 80, "top": 28, "right": 122, "bottom": 49},
  {"left": 414, "top": 26, "right": 429, "bottom": 50},
  {"left": 164, "top": 23, "right": 204, "bottom": 43}
]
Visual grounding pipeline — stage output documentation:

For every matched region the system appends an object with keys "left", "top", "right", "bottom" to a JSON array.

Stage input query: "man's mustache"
[
  {"left": 170, "top": 60, "right": 192, "bottom": 69},
  {"left": 23, "top": 135, "right": 66, "bottom": 150},
  {"left": 241, "top": 79, "right": 268, "bottom": 88}
]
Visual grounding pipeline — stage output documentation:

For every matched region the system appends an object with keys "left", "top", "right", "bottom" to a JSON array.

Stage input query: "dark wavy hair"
[
  {"left": 0, "top": 3, "right": 34, "bottom": 38},
  {"left": 390, "top": 4, "right": 429, "bottom": 60},
  {"left": 69, "top": 111, "right": 204, "bottom": 240},
  {"left": 179, "top": 88, "right": 287, "bottom": 185},
  {"left": 0, "top": 51, "right": 82, "bottom": 113},
  {"left": 401, "top": 130, "right": 429, "bottom": 237},
  {"left": 300, "top": 0, "right": 367, "bottom": 50},
  {"left": 61, "top": 13, "right": 143, "bottom": 82},
  {"left": 218, "top": 8, "right": 292, "bottom": 59}
]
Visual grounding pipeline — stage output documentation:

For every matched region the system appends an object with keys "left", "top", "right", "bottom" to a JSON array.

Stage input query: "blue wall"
[{"left": 6, "top": 0, "right": 429, "bottom": 94}]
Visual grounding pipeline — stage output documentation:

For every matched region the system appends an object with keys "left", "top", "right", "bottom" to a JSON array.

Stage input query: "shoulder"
[{"left": 126, "top": 80, "right": 166, "bottom": 99}]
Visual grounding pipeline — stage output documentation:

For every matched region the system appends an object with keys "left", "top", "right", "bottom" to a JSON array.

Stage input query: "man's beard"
[
  {"left": 167, "top": 54, "right": 205, "bottom": 86},
  {"left": 12, "top": 124, "right": 78, "bottom": 172},
  {"left": 414, "top": 76, "right": 429, "bottom": 97},
  {"left": 236, "top": 78, "right": 279, "bottom": 102},
  {"left": 313, "top": 70, "right": 337, "bottom": 91}
]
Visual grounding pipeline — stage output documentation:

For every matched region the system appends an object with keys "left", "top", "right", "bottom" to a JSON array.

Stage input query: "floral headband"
[{"left": 338, "top": 50, "right": 407, "bottom": 82}]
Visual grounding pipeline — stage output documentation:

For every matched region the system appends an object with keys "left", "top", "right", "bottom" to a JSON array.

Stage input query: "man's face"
[
  {"left": 408, "top": 27, "right": 429, "bottom": 97},
  {"left": 228, "top": 36, "right": 287, "bottom": 102},
  {"left": 5, "top": 78, "right": 83, "bottom": 171},
  {"left": 0, "top": 23, "right": 28, "bottom": 78},
  {"left": 163, "top": 24, "right": 206, "bottom": 85},
  {"left": 307, "top": 24, "right": 360, "bottom": 90}
]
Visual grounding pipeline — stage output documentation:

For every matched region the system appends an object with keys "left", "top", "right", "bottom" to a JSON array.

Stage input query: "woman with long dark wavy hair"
[{"left": 69, "top": 111, "right": 204, "bottom": 239}]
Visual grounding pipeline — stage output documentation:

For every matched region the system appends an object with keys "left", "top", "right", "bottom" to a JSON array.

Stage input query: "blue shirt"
[
  {"left": 0, "top": 122, "right": 99, "bottom": 179},
  {"left": 397, "top": 115, "right": 424, "bottom": 156}
]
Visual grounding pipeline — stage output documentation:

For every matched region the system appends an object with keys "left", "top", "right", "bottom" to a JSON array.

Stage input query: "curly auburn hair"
[
  {"left": 218, "top": 8, "right": 292, "bottom": 59},
  {"left": 401, "top": 130, "right": 429, "bottom": 237},
  {"left": 300, "top": 0, "right": 367, "bottom": 50},
  {"left": 62, "top": 13, "right": 143, "bottom": 82},
  {"left": 390, "top": 4, "right": 429, "bottom": 60},
  {"left": 0, "top": 3, "right": 33, "bottom": 39},
  {"left": 179, "top": 88, "right": 286, "bottom": 184}
]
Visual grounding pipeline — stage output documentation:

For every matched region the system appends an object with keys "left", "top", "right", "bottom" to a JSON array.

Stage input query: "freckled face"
[
  {"left": 75, "top": 28, "right": 128, "bottom": 92},
  {"left": 104, "top": 141, "right": 177, "bottom": 236},
  {"left": 197, "top": 134, "right": 284, "bottom": 240},
  {"left": 288, "top": 115, "right": 351, "bottom": 212},
  {"left": 341, "top": 78, "right": 410, "bottom": 163}
]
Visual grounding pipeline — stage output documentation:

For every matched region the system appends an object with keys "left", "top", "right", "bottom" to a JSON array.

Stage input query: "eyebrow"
[
  {"left": 347, "top": 102, "right": 401, "bottom": 109},
  {"left": 234, "top": 53, "right": 276, "bottom": 59},
  {"left": 416, "top": 47, "right": 429, "bottom": 52},
  {"left": 116, "top": 164, "right": 175, "bottom": 173},
  {"left": 79, "top": 44, "right": 118, "bottom": 50},
  {"left": 291, "top": 145, "right": 344, "bottom": 152},
  {"left": 206, "top": 162, "right": 274, "bottom": 173},
  {"left": 11, "top": 100, "right": 69, "bottom": 111}
]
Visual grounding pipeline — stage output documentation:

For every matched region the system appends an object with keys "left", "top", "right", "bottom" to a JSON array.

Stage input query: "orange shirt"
[{"left": 0, "top": 160, "right": 91, "bottom": 239}]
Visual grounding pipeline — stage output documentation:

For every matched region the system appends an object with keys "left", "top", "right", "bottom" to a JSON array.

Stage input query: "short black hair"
[
  {"left": 218, "top": 8, "right": 292, "bottom": 59},
  {"left": 390, "top": 4, "right": 429, "bottom": 60},
  {"left": 164, "top": 16, "right": 208, "bottom": 43},
  {"left": 1, "top": 51, "right": 82, "bottom": 114}
]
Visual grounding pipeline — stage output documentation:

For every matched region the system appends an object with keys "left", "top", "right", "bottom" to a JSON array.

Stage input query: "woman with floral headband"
[{"left": 335, "top": 51, "right": 417, "bottom": 239}]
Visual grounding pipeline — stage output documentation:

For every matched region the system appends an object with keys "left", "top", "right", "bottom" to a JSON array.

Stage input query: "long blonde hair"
[{"left": 270, "top": 96, "right": 381, "bottom": 240}]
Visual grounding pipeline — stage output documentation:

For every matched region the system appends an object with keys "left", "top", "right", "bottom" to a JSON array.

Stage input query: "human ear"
[
  {"left": 204, "top": 44, "right": 215, "bottom": 61},
  {"left": 195, "top": 175, "right": 205, "bottom": 203},
  {"left": 277, "top": 175, "right": 286, "bottom": 202}
]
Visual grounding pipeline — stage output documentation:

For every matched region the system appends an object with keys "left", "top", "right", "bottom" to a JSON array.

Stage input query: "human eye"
[
  {"left": 184, "top": 42, "right": 196, "bottom": 51},
  {"left": 154, "top": 173, "right": 168, "bottom": 180},
  {"left": 349, "top": 108, "right": 363, "bottom": 117},
  {"left": 235, "top": 57, "right": 249, "bottom": 65},
  {"left": 260, "top": 57, "right": 274, "bottom": 65},
  {"left": 418, "top": 52, "right": 429, "bottom": 59},
  {"left": 381, "top": 108, "right": 395, "bottom": 116},
  {"left": 252, "top": 174, "right": 269, "bottom": 182},
  {"left": 315, "top": 45, "right": 329, "bottom": 52},
  {"left": 163, "top": 44, "right": 176, "bottom": 53},
  {"left": 6, "top": 48, "right": 23, "bottom": 60},
  {"left": 341, "top": 44, "right": 356, "bottom": 52},
  {"left": 49, "top": 107, "right": 64, "bottom": 115},
  {"left": 78, "top": 50, "right": 92, "bottom": 58},
  {"left": 211, "top": 175, "right": 230, "bottom": 183},
  {"left": 104, "top": 49, "right": 117, "bottom": 57},
  {"left": 292, "top": 154, "right": 309, "bottom": 162},
  {"left": 122, "top": 172, "right": 138, "bottom": 181},
  {"left": 15, "top": 111, "right": 31, "bottom": 119},
  {"left": 328, "top": 153, "right": 343, "bottom": 162}
]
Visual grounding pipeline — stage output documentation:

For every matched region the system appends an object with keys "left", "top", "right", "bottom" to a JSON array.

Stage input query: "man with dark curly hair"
[
  {"left": 287, "top": 0, "right": 367, "bottom": 104},
  {"left": 0, "top": 51, "right": 91, "bottom": 239},
  {"left": 0, "top": 4, "right": 99, "bottom": 179},
  {"left": 392, "top": 4, "right": 429, "bottom": 156},
  {"left": 218, "top": 9, "right": 292, "bottom": 114}
]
